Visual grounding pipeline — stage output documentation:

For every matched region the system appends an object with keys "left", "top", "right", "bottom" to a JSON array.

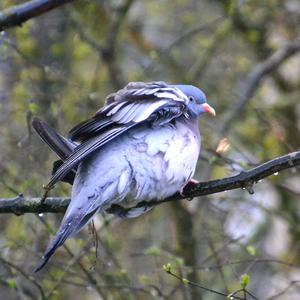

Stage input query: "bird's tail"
[
  {"left": 32, "top": 117, "right": 76, "bottom": 160},
  {"left": 34, "top": 204, "right": 99, "bottom": 272},
  {"left": 32, "top": 117, "right": 78, "bottom": 185}
]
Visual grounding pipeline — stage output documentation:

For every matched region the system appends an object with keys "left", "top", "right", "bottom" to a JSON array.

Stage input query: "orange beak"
[{"left": 201, "top": 103, "right": 216, "bottom": 117}]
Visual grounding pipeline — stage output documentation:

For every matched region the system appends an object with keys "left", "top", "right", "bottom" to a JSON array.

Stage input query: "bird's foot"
[
  {"left": 180, "top": 179, "right": 200, "bottom": 201},
  {"left": 183, "top": 178, "right": 200, "bottom": 190}
]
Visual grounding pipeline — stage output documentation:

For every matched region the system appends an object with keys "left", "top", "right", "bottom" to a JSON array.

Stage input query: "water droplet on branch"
[
  {"left": 246, "top": 186, "right": 254, "bottom": 194},
  {"left": 242, "top": 182, "right": 255, "bottom": 195}
]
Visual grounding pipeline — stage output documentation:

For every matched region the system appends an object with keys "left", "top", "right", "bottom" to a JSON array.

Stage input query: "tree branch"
[
  {"left": 0, "top": 0, "right": 76, "bottom": 31},
  {"left": 0, "top": 151, "right": 299, "bottom": 214},
  {"left": 0, "top": 196, "right": 70, "bottom": 214}
]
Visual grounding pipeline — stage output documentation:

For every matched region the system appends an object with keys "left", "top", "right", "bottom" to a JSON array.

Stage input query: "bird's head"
[{"left": 174, "top": 85, "right": 215, "bottom": 119}]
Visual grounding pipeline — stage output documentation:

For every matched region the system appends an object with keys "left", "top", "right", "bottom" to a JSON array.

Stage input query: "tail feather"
[
  {"left": 34, "top": 225, "right": 71, "bottom": 272},
  {"left": 33, "top": 117, "right": 101, "bottom": 272},
  {"left": 32, "top": 117, "right": 77, "bottom": 160},
  {"left": 34, "top": 206, "right": 99, "bottom": 272},
  {"left": 32, "top": 117, "right": 78, "bottom": 185}
]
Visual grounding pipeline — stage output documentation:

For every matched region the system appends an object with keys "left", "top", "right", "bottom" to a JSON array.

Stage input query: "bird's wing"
[
  {"left": 68, "top": 81, "right": 189, "bottom": 141},
  {"left": 47, "top": 81, "right": 189, "bottom": 188},
  {"left": 47, "top": 124, "right": 135, "bottom": 188}
]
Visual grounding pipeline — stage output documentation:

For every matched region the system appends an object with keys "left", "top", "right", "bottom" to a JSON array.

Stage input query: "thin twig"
[
  {"left": 164, "top": 267, "right": 244, "bottom": 299},
  {"left": 0, "top": 256, "right": 46, "bottom": 300}
]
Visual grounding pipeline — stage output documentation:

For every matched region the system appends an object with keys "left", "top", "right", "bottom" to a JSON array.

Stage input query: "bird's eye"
[{"left": 189, "top": 96, "right": 195, "bottom": 102}]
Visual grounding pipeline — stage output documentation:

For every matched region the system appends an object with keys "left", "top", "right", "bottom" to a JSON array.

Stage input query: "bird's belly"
[
  {"left": 123, "top": 122, "right": 200, "bottom": 204},
  {"left": 72, "top": 122, "right": 200, "bottom": 215}
]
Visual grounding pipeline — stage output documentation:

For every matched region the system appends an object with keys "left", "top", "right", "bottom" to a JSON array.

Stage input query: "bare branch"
[
  {"left": 0, "top": 151, "right": 299, "bottom": 214},
  {"left": 0, "top": 196, "right": 70, "bottom": 214},
  {"left": 0, "top": 0, "right": 76, "bottom": 31}
]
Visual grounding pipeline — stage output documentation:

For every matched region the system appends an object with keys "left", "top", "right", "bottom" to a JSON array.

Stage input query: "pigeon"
[{"left": 32, "top": 81, "right": 215, "bottom": 271}]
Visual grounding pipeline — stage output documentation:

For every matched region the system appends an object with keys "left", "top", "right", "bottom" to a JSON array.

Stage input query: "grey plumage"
[{"left": 33, "top": 81, "right": 215, "bottom": 272}]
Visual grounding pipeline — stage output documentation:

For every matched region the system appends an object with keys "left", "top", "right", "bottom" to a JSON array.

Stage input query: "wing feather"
[
  {"left": 116, "top": 102, "right": 145, "bottom": 123},
  {"left": 111, "top": 103, "right": 136, "bottom": 122},
  {"left": 111, "top": 101, "right": 168, "bottom": 124},
  {"left": 131, "top": 100, "right": 169, "bottom": 123},
  {"left": 68, "top": 118, "right": 113, "bottom": 141},
  {"left": 47, "top": 123, "right": 136, "bottom": 188},
  {"left": 69, "top": 82, "right": 188, "bottom": 141},
  {"left": 106, "top": 101, "right": 127, "bottom": 116}
]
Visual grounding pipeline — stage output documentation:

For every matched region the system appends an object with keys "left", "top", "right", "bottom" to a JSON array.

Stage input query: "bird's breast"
[
  {"left": 72, "top": 120, "right": 201, "bottom": 215},
  {"left": 124, "top": 120, "right": 200, "bottom": 202}
]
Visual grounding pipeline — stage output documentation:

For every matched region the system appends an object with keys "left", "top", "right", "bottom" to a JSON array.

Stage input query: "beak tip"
[{"left": 202, "top": 103, "right": 216, "bottom": 117}]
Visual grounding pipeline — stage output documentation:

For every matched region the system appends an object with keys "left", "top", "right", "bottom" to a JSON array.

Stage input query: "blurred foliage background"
[{"left": 0, "top": 0, "right": 300, "bottom": 299}]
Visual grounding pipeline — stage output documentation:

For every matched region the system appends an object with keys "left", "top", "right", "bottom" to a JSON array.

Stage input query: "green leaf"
[
  {"left": 246, "top": 245, "right": 256, "bottom": 256},
  {"left": 163, "top": 263, "right": 172, "bottom": 273},
  {"left": 145, "top": 245, "right": 161, "bottom": 256},
  {"left": 28, "top": 102, "right": 39, "bottom": 113},
  {"left": 7, "top": 278, "right": 16, "bottom": 289},
  {"left": 240, "top": 273, "right": 250, "bottom": 289}
]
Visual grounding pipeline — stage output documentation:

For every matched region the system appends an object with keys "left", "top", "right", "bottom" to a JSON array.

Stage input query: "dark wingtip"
[
  {"left": 34, "top": 242, "right": 59, "bottom": 272},
  {"left": 34, "top": 222, "right": 73, "bottom": 272},
  {"left": 34, "top": 255, "right": 51, "bottom": 273},
  {"left": 34, "top": 242, "right": 62, "bottom": 272}
]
